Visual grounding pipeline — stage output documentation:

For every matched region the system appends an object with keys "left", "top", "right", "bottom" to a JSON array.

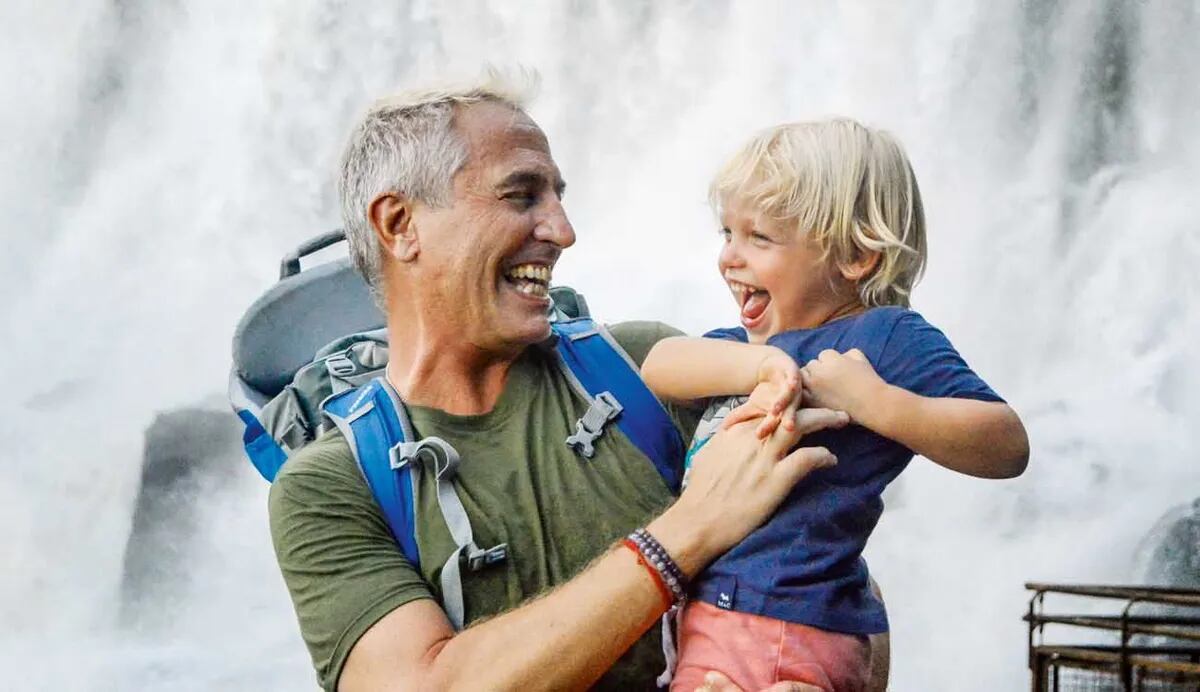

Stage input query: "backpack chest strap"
[{"left": 393, "top": 436, "right": 508, "bottom": 630}]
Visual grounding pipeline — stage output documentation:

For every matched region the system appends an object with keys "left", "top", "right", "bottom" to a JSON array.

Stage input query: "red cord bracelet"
[{"left": 621, "top": 538, "right": 673, "bottom": 610}]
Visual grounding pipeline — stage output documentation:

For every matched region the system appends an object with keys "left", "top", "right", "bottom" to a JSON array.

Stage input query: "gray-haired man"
[{"left": 269, "top": 74, "right": 843, "bottom": 691}]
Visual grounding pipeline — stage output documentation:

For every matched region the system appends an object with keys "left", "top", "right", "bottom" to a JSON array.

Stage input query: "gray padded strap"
[
  {"left": 439, "top": 546, "right": 469, "bottom": 631},
  {"left": 393, "top": 436, "right": 507, "bottom": 631}
]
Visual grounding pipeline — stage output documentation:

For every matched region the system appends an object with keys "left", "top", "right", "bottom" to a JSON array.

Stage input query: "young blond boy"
[{"left": 642, "top": 119, "right": 1029, "bottom": 691}]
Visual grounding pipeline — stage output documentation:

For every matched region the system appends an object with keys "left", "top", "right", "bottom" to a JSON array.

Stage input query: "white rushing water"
[{"left": 2, "top": 1, "right": 1198, "bottom": 689}]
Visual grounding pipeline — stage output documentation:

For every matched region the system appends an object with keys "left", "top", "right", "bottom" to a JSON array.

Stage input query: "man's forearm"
[
  {"left": 396, "top": 502, "right": 719, "bottom": 691},
  {"left": 341, "top": 420, "right": 838, "bottom": 692},
  {"left": 642, "top": 336, "right": 773, "bottom": 402},
  {"left": 860, "top": 387, "right": 1029, "bottom": 479}
]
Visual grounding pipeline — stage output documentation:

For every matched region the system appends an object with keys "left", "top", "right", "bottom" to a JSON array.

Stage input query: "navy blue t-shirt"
[{"left": 691, "top": 306, "right": 1003, "bottom": 634}]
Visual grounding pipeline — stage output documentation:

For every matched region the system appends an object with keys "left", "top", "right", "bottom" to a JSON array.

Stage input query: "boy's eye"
[
  {"left": 751, "top": 232, "right": 772, "bottom": 243},
  {"left": 718, "top": 227, "right": 732, "bottom": 240}
]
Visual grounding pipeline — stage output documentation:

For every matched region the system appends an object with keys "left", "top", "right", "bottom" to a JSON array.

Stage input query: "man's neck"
[{"left": 385, "top": 323, "right": 519, "bottom": 415}]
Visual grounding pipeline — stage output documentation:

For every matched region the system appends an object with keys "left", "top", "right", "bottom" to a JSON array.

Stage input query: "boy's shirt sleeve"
[
  {"left": 875, "top": 311, "right": 1005, "bottom": 403},
  {"left": 701, "top": 326, "right": 749, "bottom": 343}
]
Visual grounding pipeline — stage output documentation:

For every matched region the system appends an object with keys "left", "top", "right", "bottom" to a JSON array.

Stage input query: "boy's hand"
[
  {"left": 752, "top": 347, "right": 803, "bottom": 437},
  {"left": 800, "top": 348, "right": 886, "bottom": 421},
  {"left": 722, "top": 381, "right": 850, "bottom": 440}
]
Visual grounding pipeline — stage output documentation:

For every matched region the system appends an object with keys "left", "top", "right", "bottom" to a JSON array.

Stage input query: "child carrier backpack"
[{"left": 229, "top": 230, "right": 684, "bottom": 629}]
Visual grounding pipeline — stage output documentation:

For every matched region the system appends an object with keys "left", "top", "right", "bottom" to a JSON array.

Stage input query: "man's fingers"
[
  {"left": 694, "top": 671, "right": 823, "bottom": 692},
  {"left": 792, "top": 407, "right": 850, "bottom": 436},
  {"left": 764, "top": 683, "right": 824, "bottom": 692},
  {"left": 695, "top": 671, "right": 743, "bottom": 691},
  {"left": 755, "top": 414, "right": 781, "bottom": 440},
  {"left": 721, "top": 402, "right": 764, "bottom": 431},
  {"left": 775, "top": 446, "right": 837, "bottom": 488},
  {"left": 845, "top": 348, "right": 868, "bottom": 362}
]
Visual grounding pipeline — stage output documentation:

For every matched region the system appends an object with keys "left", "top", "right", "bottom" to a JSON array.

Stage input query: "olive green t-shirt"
[{"left": 269, "top": 321, "right": 700, "bottom": 691}]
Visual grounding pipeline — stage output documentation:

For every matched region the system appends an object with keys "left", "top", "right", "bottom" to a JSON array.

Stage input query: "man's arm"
[
  {"left": 339, "top": 416, "right": 841, "bottom": 692},
  {"left": 802, "top": 348, "right": 1029, "bottom": 479}
]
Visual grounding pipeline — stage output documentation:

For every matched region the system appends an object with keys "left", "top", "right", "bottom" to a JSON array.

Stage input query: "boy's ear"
[
  {"left": 367, "top": 192, "right": 420, "bottom": 262},
  {"left": 838, "top": 249, "right": 882, "bottom": 282}
]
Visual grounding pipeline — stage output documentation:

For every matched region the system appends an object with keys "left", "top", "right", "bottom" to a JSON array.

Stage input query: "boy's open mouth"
[
  {"left": 503, "top": 263, "right": 552, "bottom": 299},
  {"left": 728, "top": 279, "right": 770, "bottom": 328}
]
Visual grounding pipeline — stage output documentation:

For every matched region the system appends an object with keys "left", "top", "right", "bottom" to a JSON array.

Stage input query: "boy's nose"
[{"left": 718, "top": 239, "right": 744, "bottom": 269}]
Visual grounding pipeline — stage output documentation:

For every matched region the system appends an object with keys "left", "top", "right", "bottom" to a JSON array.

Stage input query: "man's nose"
[{"left": 534, "top": 200, "right": 576, "bottom": 249}]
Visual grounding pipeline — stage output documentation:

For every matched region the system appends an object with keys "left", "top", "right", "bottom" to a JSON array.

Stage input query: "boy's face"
[{"left": 717, "top": 196, "right": 852, "bottom": 344}]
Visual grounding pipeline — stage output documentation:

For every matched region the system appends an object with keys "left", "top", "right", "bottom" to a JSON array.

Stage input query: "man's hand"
[
  {"left": 800, "top": 348, "right": 886, "bottom": 422},
  {"left": 694, "top": 671, "right": 822, "bottom": 692},
  {"left": 659, "top": 410, "right": 839, "bottom": 570}
]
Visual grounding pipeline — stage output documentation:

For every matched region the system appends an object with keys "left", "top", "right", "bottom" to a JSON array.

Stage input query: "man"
[{"left": 269, "top": 73, "right": 842, "bottom": 691}]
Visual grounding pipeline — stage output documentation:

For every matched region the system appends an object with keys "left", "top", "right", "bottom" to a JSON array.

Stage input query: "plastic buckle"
[
  {"left": 392, "top": 438, "right": 460, "bottom": 480},
  {"left": 466, "top": 543, "right": 509, "bottom": 571},
  {"left": 325, "top": 353, "right": 357, "bottom": 378},
  {"left": 565, "top": 391, "right": 623, "bottom": 459}
]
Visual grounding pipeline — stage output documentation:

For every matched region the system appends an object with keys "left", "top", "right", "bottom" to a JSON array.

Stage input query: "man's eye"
[{"left": 504, "top": 191, "right": 536, "bottom": 207}]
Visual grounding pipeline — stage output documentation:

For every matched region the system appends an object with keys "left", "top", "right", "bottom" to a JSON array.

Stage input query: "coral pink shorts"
[{"left": 670, "top": 601, "right": 871, "bottom": 692}]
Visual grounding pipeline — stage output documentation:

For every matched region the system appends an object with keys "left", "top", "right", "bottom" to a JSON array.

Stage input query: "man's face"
[{"left": 409, "top": 102, "right": 575, "bottom": 353}]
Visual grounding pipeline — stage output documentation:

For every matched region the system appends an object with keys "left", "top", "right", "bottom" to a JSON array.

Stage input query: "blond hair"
[
  {"left": 337, "top": 68, "right": 540, "bottom": 298},
  {"left": 710, "top": 118, "right": 927, "bottom": 307}
]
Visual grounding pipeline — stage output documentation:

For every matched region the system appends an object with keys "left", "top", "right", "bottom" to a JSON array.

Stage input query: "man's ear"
[
  {"left": 838, "top": 249, "right": 882, "bottom": 282},
  {"left": 367, "top": 192, "right": 420, "bottom": 262}
]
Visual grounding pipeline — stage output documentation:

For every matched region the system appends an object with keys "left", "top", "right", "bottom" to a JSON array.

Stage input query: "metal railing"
[{"left": 1026, "top": 583, "right": 1200, "bottom": 691}]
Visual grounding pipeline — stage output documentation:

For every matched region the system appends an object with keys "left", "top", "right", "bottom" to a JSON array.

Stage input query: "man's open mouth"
[
  {"left": 728, "top": 278, "right": 770, "bottom": 327},
  {"left": 503, "top": 263, "right": 552, "bottom": 299}
]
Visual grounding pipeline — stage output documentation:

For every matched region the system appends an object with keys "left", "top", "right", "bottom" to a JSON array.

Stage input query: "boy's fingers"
[
  {"left": 845, "top": 348, "right": 868, "bottom": 362},
  {"left": 793, "top": 408, "right": 850, "bottom": 437}
]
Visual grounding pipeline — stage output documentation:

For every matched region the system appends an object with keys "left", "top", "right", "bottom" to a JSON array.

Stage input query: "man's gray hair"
[{"left": 337, "top": 69, "right": 538, "bottom": 298}]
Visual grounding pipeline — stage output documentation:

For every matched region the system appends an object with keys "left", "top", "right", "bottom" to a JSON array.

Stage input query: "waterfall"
[{"left": 2, "top": 1, "right": 1197, "bottom": 689}]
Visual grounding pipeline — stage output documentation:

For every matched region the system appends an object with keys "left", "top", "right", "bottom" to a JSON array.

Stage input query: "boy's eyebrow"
[{"left": 496, "top": 170, "right": 567, "bottom": 198}]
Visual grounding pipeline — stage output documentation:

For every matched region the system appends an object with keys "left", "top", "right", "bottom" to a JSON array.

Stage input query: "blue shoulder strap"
[
  {"left": 551, "top": 318, "right": 685, "bottom": 492},
  {"left": 323, "top": 379, "right": 421, "bottom": 568}
]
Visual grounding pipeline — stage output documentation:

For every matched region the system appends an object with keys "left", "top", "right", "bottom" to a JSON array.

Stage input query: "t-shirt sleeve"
[
  {"left": 701, "top": 326, "right": 748, "bottom": 343},
  {"left": 268, "top": 433, "right": 434, "bottom": 691},
  {"left": 605, "top": 320, "right": 705, "bottom": 441},
  {"left": 875, "top": 311, "right": 1005, "bottom": 403}
]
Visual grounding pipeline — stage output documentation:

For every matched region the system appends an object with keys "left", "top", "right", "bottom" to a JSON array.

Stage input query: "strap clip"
[
  {"left": 325, "top": 353, "right": 358, "bottom": 378},
  {"left": 565, "top": 391, "right": 623, "bottom": 459},
  {"left": 466, "top": 543, "right": 509, "bottom": 571},
  {"left": 391, "top": 437, "right": 460, "bottom": 479}
]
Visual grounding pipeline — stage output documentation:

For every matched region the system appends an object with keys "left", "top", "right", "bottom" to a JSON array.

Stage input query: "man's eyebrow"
[{"left": 496, "top": 171, "right": 567, "bottom": 198}]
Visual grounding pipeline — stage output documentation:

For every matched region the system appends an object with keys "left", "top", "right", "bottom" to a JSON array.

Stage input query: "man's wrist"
[{"left": 645, "top": 500, "right": 721, "bottom": 579}]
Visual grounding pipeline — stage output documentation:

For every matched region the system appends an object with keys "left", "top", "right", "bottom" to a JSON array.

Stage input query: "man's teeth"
[
  {"left": 506, "top": 263, "right": 551, "bottom": 298},
  {"left": 507, "top": 264, "right": 551, "bottom": 283},
  {"left": 515, "top": 281, "right": 548, "bottom": 297}
]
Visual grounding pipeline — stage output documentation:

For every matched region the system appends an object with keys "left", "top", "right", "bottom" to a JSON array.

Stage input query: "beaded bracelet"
[
  {"left": 621, "top": 538, "right": 673, "bottom": 609},
  {"left": 624, "top": 527, "right": 688, "bottom": 608}
]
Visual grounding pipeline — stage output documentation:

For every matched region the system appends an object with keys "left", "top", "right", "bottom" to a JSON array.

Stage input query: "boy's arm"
[
  {"left": 641, "top": 336, "right": 787, "bottom": 403},
  {"left": 860, "top": 390, "right": 1028, "bottom": 479},
  {"left": 803, "top": 349, "right": 1029, "bottom": 479}
]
